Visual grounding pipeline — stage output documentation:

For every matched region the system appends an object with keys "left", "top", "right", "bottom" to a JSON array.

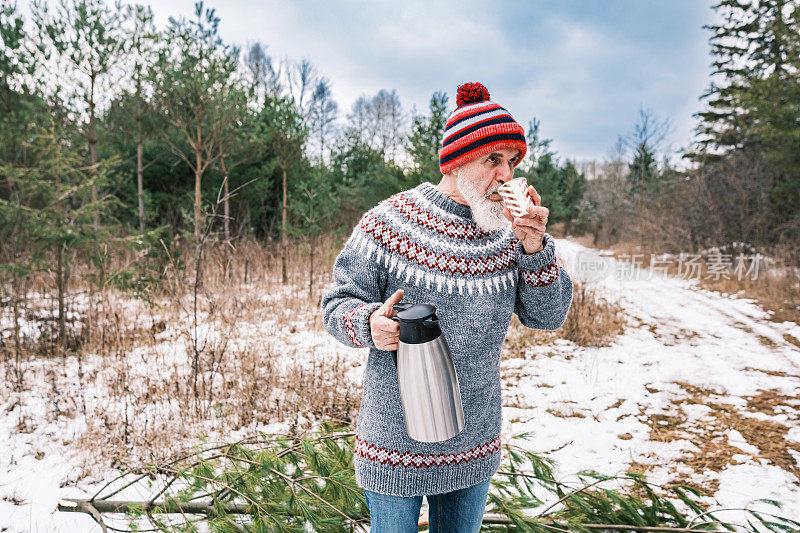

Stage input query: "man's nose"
[{"left": 496, "top": 165, "right": 513, "bottom": 185}]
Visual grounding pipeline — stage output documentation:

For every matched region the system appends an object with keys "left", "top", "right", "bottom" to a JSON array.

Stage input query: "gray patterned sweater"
[{"left": 320, "top": 181, "right": 573, "bottom": 497}]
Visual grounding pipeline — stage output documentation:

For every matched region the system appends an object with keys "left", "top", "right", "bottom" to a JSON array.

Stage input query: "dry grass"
[
  {"left": 695, "top": 245, "right": 800, "bottom": 324},
  {"left": 502, "top": 315, "right": 556, "bottom": 354},
  {"left": 504, "top": 281, "right": 626, "bottom": 352},
  {"left": 545, "top": 403, "right": 587, "bottom": 418},
  {"left": 740, "top": 366, "right": 800, "bottom": 379},
  {"left": 621, "top": 459, "right": 716, "bottom": 506},
  {"left": 558, "top": 281, "right": 627, "bottom": 347},
  {"left": 547, "top": 227, "right": 630, "bottom": 344},
  {"left": 630, "top": 380, "right": 800, "bottom": 497},
  {"left": 1, "top": 234, "right": 363, "bottom": 473},
  {"left": 1, "top": 230, "right": 629, "bottom": 477}
]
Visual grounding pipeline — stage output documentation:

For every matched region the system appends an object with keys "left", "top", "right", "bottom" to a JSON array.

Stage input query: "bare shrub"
[
  {"left": 559, "top": 281, "right": 626, "bottom": 347},
  {"left": 505, "top": 279, "right": 625, "bottom": 351},
  {"left": 1, "top": 235, "right": 363, "bottom": 472}
]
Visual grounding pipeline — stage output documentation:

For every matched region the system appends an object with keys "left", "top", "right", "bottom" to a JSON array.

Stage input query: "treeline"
[
  {"left": 686, "top": 0, "right": 800, "bottom": 247},
  {"left": 0, "top": 0, "right": 591, "bottom": 308},
  {"left": 2, "top": 0, "right": 799, "bottom": 298},
  {"left": 587, "top": 0, "right": 800, "bottom": 253}
]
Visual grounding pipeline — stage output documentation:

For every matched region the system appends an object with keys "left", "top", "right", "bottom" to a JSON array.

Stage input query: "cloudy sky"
[{"left": 25, "top": 0, "right": 720, "bottom": 166}]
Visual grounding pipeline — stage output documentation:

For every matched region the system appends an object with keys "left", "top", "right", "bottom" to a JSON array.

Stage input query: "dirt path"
[{"left": 500, "top": 236, "right": 800, "bottom": 520}]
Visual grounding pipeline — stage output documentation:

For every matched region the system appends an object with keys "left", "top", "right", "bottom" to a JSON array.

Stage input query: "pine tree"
[
  {"left": 0, "top": 119, "right": 116, "bottom": 360},
  {"left": 31, "top": 0, "right": 126, "bottom": 229},
  {"left": 520, "top": 119, "right": 566, "bottom": 223},
  {"left": 622, "top": 106, "right": 672, "bottom": 196},
  {"left": 559, "top": 161, "right": 587, "bottom": 235},
  {"left": 148, "top": 0, "right": 242, "bottom": 285},
  {"left": 628, "top": 142, "right": 658, "bottom": 194},
  {"left": 258, "top": 94, "right": 308, "bottom": 284},
  {"left": 520, "top": 118, "right": 553, "bottom": 174},
  {"left": 329, "top": 128, "right": 404, "bottom": 222},
  {"left": 0, "top": 0, "right": 45, "bottom": 389},
  {"left": 406, "top": 90, "right": 449, "bottom": 184},
  {"left": 689, "top": 0, "right": 799, "bottom": 159},
  {"left": 690, "top": 0, "right": 759, "bottom": 159},
  {"left": 59, "top": 422, "right": 800, "bottom": 532},
  {"left": 688, "top": 0, "right": 800, "bottom": 239},
  {"left": 287, "top": 165, "right": 339, "bottom": 301},
  {"left": 1, "top": 1, "right": 39, "bottom": 167},
  {"left": 744, "top": 1, "right": 800, "bottom": 234},
  {"left": 124, "top": 4, "right": 158, "bottom": 235}
]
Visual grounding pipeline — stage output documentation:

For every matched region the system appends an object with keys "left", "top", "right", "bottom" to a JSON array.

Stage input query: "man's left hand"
[{"left": 501, "top": 185, "right": 548, "bottom": 254}]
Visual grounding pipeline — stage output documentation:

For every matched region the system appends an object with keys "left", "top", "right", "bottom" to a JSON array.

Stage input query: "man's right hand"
[{"left": 369, "top": 289, "right": 404, "bottom": 351}]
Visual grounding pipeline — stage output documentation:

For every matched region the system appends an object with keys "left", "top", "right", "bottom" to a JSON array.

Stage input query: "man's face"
[{"left": 453, "top": 147, "right": 520, "bottom": 232}]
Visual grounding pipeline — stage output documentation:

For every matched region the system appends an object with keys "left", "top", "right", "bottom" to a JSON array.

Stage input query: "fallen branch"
[
  {"left": 57, "top": 498, "right": 742, "bottom": 532},
  {"left": 53, "top": 422, "right": 799, "bottom": 533}
]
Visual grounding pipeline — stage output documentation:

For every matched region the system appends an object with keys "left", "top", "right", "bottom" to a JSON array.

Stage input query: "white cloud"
[{"left": 18, "top": 0, "right": 718, "bottom": 163}]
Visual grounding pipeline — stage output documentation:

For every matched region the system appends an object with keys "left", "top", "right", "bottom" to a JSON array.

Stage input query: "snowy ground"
[
  {"left": 500, "top": 239, "right": 800, "bottom": 523},
  {"left": 2, "top": 236, "right": 799, "bottom": 531}
]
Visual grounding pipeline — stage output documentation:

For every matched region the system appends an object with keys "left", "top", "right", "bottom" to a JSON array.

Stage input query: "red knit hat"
[{"left": 438, "top": 82, "right": 527, "bottom": 175}]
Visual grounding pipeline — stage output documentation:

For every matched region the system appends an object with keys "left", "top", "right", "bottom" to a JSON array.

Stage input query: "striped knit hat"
[{"left": 438, "top": 82, "right": 527, "bottom": 175}]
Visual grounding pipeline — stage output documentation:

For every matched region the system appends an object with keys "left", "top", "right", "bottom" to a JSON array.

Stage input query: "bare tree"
[
  {"left": 584, "top": 139, "right": 636, "bottom": 247},
  {"left": 283, "top": 56, "right": 318, "bottom": 121},
  {"left": 620, "top": 106, "right": 674, "bottom": 192},
  {"left": 622, "top": 105, "right": 674, "bottom": 157},
  {"left": 243, "top": 41, "right": 281, "bottom": 106},
  {"left": 346, "top": 88, "right": 405, "bottom": 162},
  {"left": 685, "top": 150, "right": 776, "bottom": 249},
  {"left": 372, "top": 88, "right": 404, "bottom": 161},
  {"left": 308, "top": 78, "right": 338, "bottom": 164},
  {"left": 348, "top": 94, "right": 374, "bottom": 143}
]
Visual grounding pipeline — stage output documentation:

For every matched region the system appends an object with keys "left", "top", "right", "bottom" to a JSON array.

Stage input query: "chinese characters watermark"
[{"left": 573, "top": 250, "right": 764, "bottom": 282}]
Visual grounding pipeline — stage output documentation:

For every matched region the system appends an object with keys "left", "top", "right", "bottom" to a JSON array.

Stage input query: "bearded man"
[{"left": 321, "top": 82, "right": 574, "bottom": 532}]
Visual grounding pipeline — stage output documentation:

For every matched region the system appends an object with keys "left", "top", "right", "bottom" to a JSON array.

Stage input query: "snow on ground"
[
  {"left": 2, "top": 236, "right": 800, "bottom": 531},
  {"left": 499, "top": 238, "right": 800, "bottom": 520}
]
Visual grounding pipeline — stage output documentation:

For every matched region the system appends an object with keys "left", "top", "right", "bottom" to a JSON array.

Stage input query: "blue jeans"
[{"left": 364, "top": 479, "right": 491, "bottom": 532}]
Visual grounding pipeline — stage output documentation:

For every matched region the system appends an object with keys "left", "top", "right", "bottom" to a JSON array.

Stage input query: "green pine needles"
[{"left": 58, "top": 421, "right": 799, "bottom": 532}]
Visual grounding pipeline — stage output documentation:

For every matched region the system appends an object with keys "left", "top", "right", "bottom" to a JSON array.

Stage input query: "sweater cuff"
[
  {"left": 516, "top": 233, "right": 556, "bottom": 269},
  {"left": 344, "top": 301, "right": 384, "bottom": 348},
  {"left": 516, "top": 233, "right": 560, "bottom": 287}
]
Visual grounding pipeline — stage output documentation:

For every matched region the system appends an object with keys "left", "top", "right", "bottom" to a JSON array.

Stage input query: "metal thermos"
[{"left": 390, "top": 301, "right": 465, "bottom": 443}]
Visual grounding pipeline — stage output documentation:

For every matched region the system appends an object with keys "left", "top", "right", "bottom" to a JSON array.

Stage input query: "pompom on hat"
[{"left": 438, "top": 82, "right": 527, "bottom": 175}]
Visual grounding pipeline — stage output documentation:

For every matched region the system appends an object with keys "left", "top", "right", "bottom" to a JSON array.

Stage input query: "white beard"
[{"left": 456, "top": 168, "right": 511, "bottom": 233}]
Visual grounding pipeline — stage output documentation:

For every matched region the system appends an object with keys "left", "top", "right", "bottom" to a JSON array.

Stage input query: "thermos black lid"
[
  {"left": 396, "top": 303, "right": 436, "bottom": 322},
  {"left": 392, "top": 302, "right": 441, "bottom": 344}
]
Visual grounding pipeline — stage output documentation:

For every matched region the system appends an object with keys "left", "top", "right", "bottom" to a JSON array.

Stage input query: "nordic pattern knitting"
[{"left": 321, "top": 181, "right": 573, "bottom": 497}]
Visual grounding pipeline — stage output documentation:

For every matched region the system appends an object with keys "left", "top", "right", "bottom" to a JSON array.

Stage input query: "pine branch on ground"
[{"left": 57, "top": 421, "right": 800, "bottom": 532}]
